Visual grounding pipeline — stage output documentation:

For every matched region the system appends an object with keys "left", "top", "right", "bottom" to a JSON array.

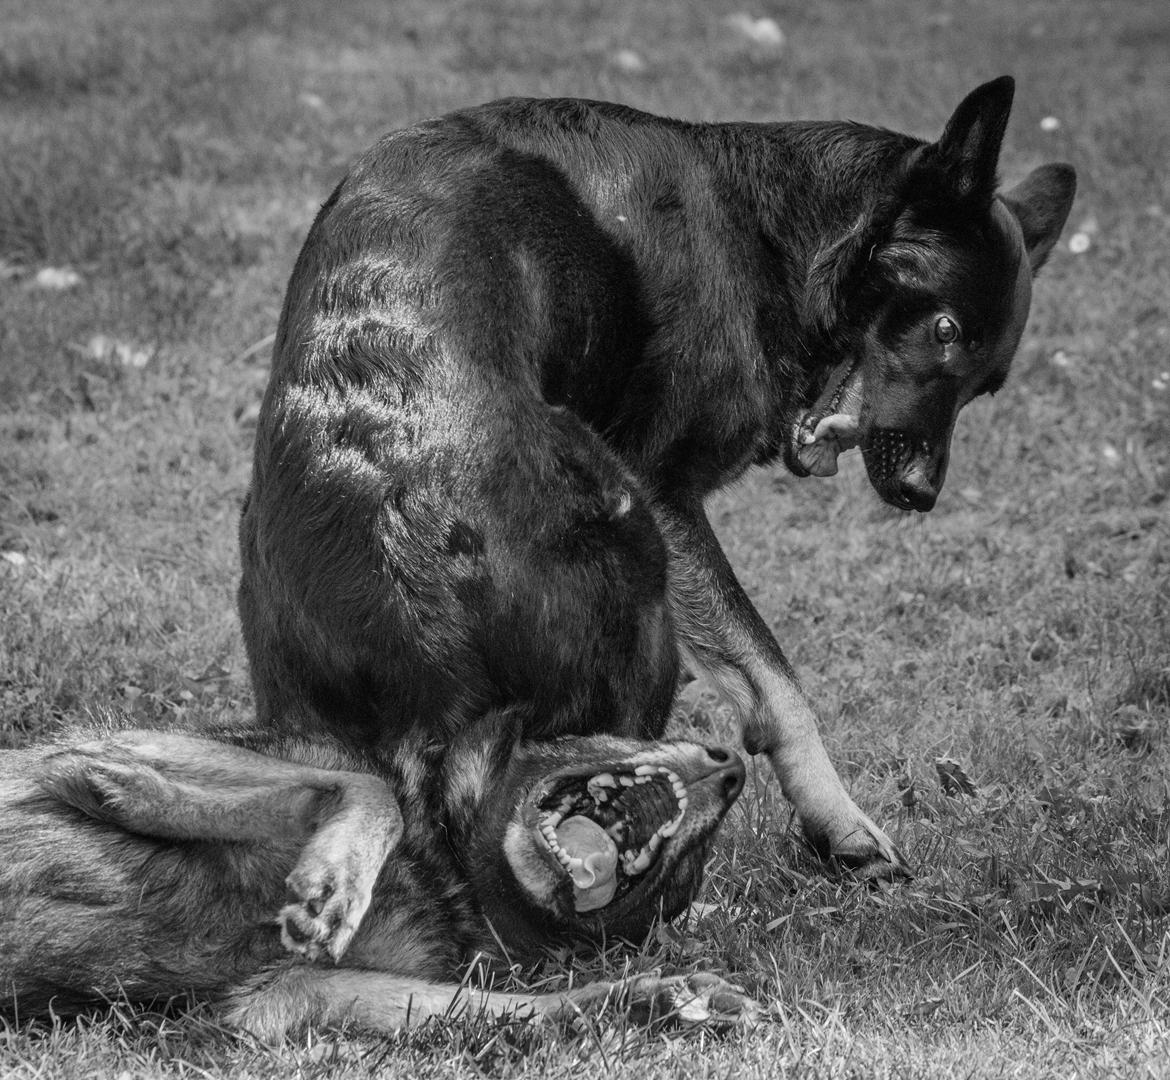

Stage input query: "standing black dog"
[{"left": 239, "top": 76, "right": 1075, "bottom": 877}]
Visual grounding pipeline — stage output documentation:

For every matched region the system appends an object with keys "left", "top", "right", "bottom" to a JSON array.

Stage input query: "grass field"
[{"left": 2, "top": 0, "right": 1168, "bottom": 1075}]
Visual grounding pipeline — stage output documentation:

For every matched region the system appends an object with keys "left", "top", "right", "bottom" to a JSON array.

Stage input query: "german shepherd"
[
  {"left": 238, "top": 77, "right": 1075, "bottom": 876},
  {"left": 0, "top": 721, "right": 755, "bottom": 1039}
]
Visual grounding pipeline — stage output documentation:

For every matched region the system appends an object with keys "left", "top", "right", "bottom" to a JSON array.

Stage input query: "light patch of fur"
[{"left": 503, "top": 819, "right": 561, "bottom": 907}]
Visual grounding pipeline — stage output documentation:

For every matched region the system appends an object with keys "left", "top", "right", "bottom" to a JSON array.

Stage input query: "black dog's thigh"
[{"left": 242, "top": 391, "right": 678, "bottom": 748}]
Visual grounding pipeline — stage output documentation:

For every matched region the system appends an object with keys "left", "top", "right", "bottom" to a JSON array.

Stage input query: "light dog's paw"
[
  {"left": 279, "top": 858, "right": 370, "bottom": 963},
  {"left": 629, "top": 971, "right": 762, "bottom": 1028},
  {"left": 571, "top": 970, "right": 762, "bottom": 1030}
]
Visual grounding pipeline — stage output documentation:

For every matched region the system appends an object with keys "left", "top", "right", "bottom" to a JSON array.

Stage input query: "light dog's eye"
[{"left": 934, "top": 315, "right": 961, "bottom": 344}]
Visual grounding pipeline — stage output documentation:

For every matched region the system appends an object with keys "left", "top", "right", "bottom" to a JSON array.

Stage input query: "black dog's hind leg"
[
  {"left": 655, "top": 497, "right": 910, "bottom": 878},
  {"left": 38, "top": 730, "right": 403, "bottom": 960}
]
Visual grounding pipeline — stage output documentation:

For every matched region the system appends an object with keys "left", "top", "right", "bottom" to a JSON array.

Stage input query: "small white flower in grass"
[
  {"left": 1068, "top": 232, "right": 1091, "bottom": 254},
  {"left": 33, "top": 266, "right": 82, "bottom": 290},
  {"left": 612, "top": 48, "right": 646, "bottom": 74},
  {"left": 298, "top": 91, "right": 325, "bottom": 111},
  {"left": 1101, "top": 442, "right": 1121, "bottom": 466},
  {"left": 726, "top": 13, "right": 784, "bottom": 47},
  {"left": 1050, "top": 349, "right": 1073, "bottom": 368},
  {"left": 1039, "top": 116, "right": 1061, "bottom": 132},
  {"left": 1, "top": 551, "right": 28, "bottom": 568},
  {"left": 1152, "top": 373, "right": 1169, "bottom": 392}
]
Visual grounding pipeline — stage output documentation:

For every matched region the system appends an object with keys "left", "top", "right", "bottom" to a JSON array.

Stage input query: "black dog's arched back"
[{"left": 239, "top": 87, "right": 1074, "bottom": 877}]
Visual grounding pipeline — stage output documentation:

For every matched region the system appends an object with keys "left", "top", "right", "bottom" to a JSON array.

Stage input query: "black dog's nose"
[
  {"left": 704, "top": 745, "right": 745, "bottom": 802},
  {"left": 897, "top": 466, "right": 939, "bottom": 512}
]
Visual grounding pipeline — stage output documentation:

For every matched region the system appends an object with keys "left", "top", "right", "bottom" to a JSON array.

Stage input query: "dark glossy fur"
[
  {"left": 0, "top": 721, "right": 751, "bottom": 1038},
  {"left": 239, "top": 78, "right": 1075, "bottom": 875}
]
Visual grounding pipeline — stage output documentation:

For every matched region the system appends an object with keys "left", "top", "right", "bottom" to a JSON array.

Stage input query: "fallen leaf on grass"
[
  {"left": 33, "top": 266, "right": 83, "bottom": 290},
  {"left": 612, "top": 49, "right": 646, "bottom": 74},
  {"left": 725, "top": 13, "right": 784, "bottom": 46},
  {"left": 81, "top": 334, "right": 152, "bottom": 369},
  {"left": 935, "top": 758, "right": 978, "bottom": 797},
  {"left": 905, "top": 996, "right": 944, "bottom": 1019},
  {"left": 655, "top": 923, "right": 703, "bottom": 957}
]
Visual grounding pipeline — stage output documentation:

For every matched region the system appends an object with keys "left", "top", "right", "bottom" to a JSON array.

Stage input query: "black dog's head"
[
  {"left": 445, "top": 725, "right": 744, "bottom": 957},
  {"left": 789, "top": 76, "right": 1077, "bottom": 511}
]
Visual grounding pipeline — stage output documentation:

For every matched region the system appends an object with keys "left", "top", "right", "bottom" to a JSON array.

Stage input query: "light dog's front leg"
[
  {"left": 37, "top": 730, "right": 403, "bottom": 960},
  {"left": 655, "top": 499, "right": 909, "bottom": 878},
  {"left": 224, "top": 966, "right": 760, "bottom": 1040}
]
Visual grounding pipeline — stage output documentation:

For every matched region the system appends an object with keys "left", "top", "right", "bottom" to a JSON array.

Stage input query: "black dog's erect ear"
[
  {"left": 924, "top": 75, "right": 1016, "bottom": 203},
  {"left": 1000, "top": 162, "right": 1078, "bottom": 273}
]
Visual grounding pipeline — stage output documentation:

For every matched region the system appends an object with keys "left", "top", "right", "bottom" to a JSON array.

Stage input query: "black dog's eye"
[{"left": 934, "top": 315, "right": 960, "bottom": 344}]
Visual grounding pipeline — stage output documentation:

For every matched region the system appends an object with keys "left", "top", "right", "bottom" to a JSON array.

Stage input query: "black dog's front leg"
[{"left": 654, "top": 497, "right": 909, "bottom": 878}]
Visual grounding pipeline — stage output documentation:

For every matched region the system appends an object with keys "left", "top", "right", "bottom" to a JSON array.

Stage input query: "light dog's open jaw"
[{"left": 536, "top": 764, "right": 690, "bottom": 911}]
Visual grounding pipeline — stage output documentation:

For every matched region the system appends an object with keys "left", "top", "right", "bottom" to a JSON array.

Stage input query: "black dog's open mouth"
[
  {"left": 535, "top": 765, "right": 687, "bottom": 912},
  {"left": 792, "top": 357, "right": 864, "bottom": 477}
]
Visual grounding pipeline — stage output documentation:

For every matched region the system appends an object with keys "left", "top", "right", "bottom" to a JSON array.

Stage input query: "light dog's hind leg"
[{"left": 37, "top": 730, "right": 402, "bottom": 962}]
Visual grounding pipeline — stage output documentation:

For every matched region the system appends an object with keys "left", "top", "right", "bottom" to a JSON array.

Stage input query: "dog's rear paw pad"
[{"left": 279, "top": 866, "right": 367, "bottom": 962}]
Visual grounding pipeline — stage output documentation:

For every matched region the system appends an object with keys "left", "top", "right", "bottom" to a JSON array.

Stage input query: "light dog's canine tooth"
[
  {"left": 633, "top": 764, "right": 657, "bottom": 776},
  {"left": 629, "top": 848, "right": 653, "bottom": 874}
]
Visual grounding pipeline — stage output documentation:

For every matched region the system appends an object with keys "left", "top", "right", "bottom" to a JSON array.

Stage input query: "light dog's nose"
[{"left": 704, "top": 745, "right": 745, "bottom": 802}]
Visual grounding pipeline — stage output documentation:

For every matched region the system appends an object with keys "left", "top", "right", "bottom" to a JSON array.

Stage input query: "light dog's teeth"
[
  {"left": 677, "top": 793, "right": 688, "bottom": 813},
  {"left": 557, "top": 796, "right": 573, "bottom": 814},
  {"left": 629, "top": 848, "right": 653, "bottom": 874},
  {"left": 606, "top": 821, "right": 626, "bottom": 842},
  {"left": 634, "top": 765, "right": 657, "bottom": 777},
  {"left": 618, "top": 776, "right": 635, "bottom": 787},
  {"left": 658, "top": 810, "right": 685, "bottom": 839},
  {"left": 587, "top": 774, "right": 616, "bottom": 802},
  {"left": 634, "top": 775, "right": 652, "bottom": 785},
  {"left": 671, "top": 777, "right": 686, "bottom": 800},
  {"left": 544, "top": 811, "right": 564, "bottom": 828},
  {"left": 648, "top": 833, "right": 662, "bottom": 853}
]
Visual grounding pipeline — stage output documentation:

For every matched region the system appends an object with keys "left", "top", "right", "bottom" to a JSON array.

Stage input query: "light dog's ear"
[
  {"left": 1000, "top": 163, "right": 1077, "bottom": 273},
  {"left": 924, "top": 75, "right": 1016, "bottom": 203}
]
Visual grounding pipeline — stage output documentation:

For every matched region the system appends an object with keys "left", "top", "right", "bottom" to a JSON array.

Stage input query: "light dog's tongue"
[{"left": 556, "top": 815, "right": 618, "bottom": 911}]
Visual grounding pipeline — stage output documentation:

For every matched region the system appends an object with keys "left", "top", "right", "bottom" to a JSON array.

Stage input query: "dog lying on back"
[
  {"left": 0, "top": 720, "right": 755, "bottom": 1039},
  {"left": 239, "top": 76, "right": 1075, "bottom": 879}
]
